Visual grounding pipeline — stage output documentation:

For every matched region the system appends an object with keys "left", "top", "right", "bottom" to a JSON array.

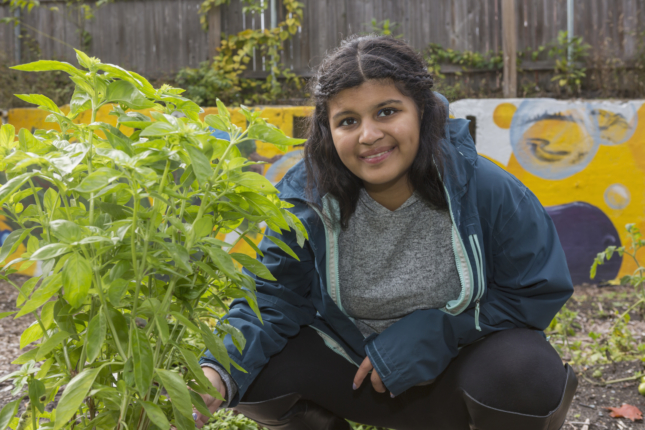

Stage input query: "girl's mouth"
[{"left": 360, "top": 147, "right": 395, "bottom": 164}]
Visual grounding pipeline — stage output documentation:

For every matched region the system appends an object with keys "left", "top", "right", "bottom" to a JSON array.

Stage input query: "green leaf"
[
  {"left": 0, "top": 172, "right": 35, "bottom": 206},
  {"left": 266, "top": 235, "right": 300, "bottom": 261},
  {"left": 70, "top": 88, "right": 92, "bottom": 115},
  {"left": 75, "top": 49, "right": 92, "bottom": 69},
  {"left": 0, "top": 399, "right": 21, "bottom": 430},
  {"left": 189, "top": 390, "right": 213, "bottom": 418},
  {"left": 86, "top": 309, "right": 106, "bottom": 363},
  {"left": 73, "top": 168, "right": 122, "bottom": 193},
  {"left": 164, "top": 243, "right": 193, "bottom": 273},
  {"left": 14, "top": 94, "right": 61, "bottom": 114},
  {"left": 17, "top": 276, "right": 39, "bottom": 307},
  {"left": 216, "top": 99, "right": 230, "bottom": 120},
  {"left": 28, "top": 378, "right": 46, "bottom": 413},
  {"left": 231, "top": 252, "right": 276, "bottom": 281},
  {"left": 247, "top": 122, "right": 305, "bottom": 147},
  {"left": 228, "top": 171, "right": 278, "bottom": 194},
  {"left": 192, "top": 216, "right": 214, "bottom": 240},
  {"left": 154, "top": 313, "right": 169, "bottom": 344},
  {"left": 53, "top": 366, "right": 106, "bottom": 430},
  {"left": 139, "top": 121, "right": 177, "bottom": 137},
  {"left": 16, "top": 273, "right": 62, "bottom": 318},
  {"left": 0, "top": 228, "right": 35, "bottom": 264},
  {"left": 200, "top": 326, "right": 230, "bottom": 373},
  {"left": 43, "top": 188, "right": 59, "bottom": 213},
  {"left": 11, "top": 60, "right": 86, "bottom": 78},
  {"left": 241, "top": 235, "right": 264, "bottom": 257},
  {"left": 155, "top": 369, "right": 194, "bottom": 420},
  {"left": 0, "top": 311, "right": 16, "bottom": 319},
  {"left": 106, "top": 306, "right": 129, "bottom": 357},
  {"left": 204, "top": 114, "right": 229, "bottom": 132},
  {"left": 132, "top": 329, "right": 154, "bottom": 396},
  {"left": 62, "top": 253, "right": 92, "bottom": 308},
  {"left": 50, "top": 220, "right": 83, "bottom": 243},
  {"left": 107, "top": 279, "right": 129, "bottom": 306},
  {"left": 218, "top": 322, "right": 246, "bottom": 353},
  {"left": 205, "top": 246, "right": 239, "bottom": 280},
  {"left": 30, "top": 243, "right": 71, "bottom": 261},
  {"left": 181, "top": 142, "right": 213, "bottom": 186},
  {"left": 20, "top": 321, "right": 44, "bottom": 349},
  {"left": 169, "top": 311, "right": 199, "bottom": 333},
  {"left": 105, "top": 80, "right": 155, "bottom": 110},
  {"left": 140, "top": 401, "right": 170, "bottom": 430},
  {"left": 178, "top": 348, "right": 223, "bottom": 400},
  {"left": 35, "top": 330, "right": 69, "bottom": 361},
  {"left": 0, "top": 124, "right": 16, "bottom": 149}
]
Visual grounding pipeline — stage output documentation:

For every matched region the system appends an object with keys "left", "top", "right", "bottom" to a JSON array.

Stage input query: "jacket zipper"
[
  {"left": 441, "top": 185, "right": 474, "bottom": 317},
  {"left": 469, "top": 234, "right": 485, "bottom": 331}
]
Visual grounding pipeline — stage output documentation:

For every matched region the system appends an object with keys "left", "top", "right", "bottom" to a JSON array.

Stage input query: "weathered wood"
[
  {"left": 1, "top": 0, "right": 645, "bottom": 78},
  {"left": 502, "top": 0, "right": 517, "bottom": 97}
]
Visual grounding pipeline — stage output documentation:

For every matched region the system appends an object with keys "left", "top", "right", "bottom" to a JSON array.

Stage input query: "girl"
[{"left": 196, "top": 35, "right": 577, "bottom": 430}]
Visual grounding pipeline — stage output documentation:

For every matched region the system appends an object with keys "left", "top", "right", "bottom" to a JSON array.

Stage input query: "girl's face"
[{"left": 327, "top": 80, "right": 421, "bottom": 193}]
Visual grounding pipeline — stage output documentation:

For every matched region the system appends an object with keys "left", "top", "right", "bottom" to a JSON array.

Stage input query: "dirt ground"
[{"left": 0, "top": 278, "right": 644, "bottom": 429}]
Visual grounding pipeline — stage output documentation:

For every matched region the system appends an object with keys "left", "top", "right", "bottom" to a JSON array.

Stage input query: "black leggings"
[{"left": 241, "top": 327, "right": 567, "bottom": 430}]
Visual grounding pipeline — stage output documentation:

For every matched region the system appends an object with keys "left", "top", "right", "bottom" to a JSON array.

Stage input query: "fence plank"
[{"left": 1, "top": 0, "right": 644, "bottom": 78}]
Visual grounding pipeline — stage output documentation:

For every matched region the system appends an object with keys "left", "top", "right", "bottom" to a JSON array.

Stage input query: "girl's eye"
[
  {"left": 378, "top": 108, "right": 398, "bottom": 117},
  {"left": 339, "top": 118, "right": 357, "bottom": 127}
]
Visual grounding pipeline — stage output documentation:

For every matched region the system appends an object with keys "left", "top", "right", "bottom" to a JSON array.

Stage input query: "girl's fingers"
[
  {"left": 370, "top": 369, "right": 387, "bottom": 393},
  {"left": 353, "top": 356, "right": 373, "bottom": 390}
]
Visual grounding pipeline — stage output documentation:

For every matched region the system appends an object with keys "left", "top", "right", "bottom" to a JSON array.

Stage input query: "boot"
[
  {"left": 463, "top": 363, "right": 578, "bottom": 430},
  {"left": 233, "top": 393, "right": 350, "bottom": 430}
]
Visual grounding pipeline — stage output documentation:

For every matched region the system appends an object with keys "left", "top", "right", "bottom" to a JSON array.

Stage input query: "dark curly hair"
[{"left": 304, "top": 35, "right": 448, "bottom": 229}]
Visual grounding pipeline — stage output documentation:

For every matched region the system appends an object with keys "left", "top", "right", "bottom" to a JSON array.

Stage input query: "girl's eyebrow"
[{"left": 331, "top": 99, "right": 403, "bottom": 121}]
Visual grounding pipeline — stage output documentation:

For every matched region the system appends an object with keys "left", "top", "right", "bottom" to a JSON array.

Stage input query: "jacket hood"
[{"left": 275, "top": 92, "right": 478, "bottom": 204}]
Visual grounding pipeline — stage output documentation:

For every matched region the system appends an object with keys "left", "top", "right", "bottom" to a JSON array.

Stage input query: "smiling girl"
[{"left": 196, "top": 35, "right": 577, "bottom": 430}]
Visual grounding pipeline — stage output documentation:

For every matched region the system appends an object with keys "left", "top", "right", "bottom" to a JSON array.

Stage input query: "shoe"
[
  {"left": 234, "top": 393, "right": 350, "bottom": 430},
  {"left": 463, "top": 363, "right": 578, "bottom": 430}
]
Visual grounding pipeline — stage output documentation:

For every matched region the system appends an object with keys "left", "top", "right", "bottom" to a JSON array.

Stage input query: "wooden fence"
[{"left": 1, "top": 0, "right": 645, "bottom": 78}]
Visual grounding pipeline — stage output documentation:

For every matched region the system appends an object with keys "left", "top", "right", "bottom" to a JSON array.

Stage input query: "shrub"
[{"left": 0, "top": 49, "right": 306, "bottom": 430}]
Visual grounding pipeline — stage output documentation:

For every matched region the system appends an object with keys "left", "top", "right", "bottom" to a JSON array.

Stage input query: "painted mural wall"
[
  {"left": 5, "top": 99, "right": 645, "bottom": 284},
  {"left": 450, "top": 98, "right": 645, "bottom": 284}
]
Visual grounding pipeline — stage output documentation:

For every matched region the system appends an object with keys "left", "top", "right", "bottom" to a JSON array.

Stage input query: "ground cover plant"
[{"left": 0, "top": 50, "right": 307, "bottom": 430}]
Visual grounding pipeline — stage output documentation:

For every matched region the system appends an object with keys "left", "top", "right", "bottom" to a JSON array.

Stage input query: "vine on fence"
[{"left": 181, "top": 0, "right": 305, "bottom": 106}]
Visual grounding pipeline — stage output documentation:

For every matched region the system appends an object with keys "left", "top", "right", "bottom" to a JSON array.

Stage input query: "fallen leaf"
[{"left": 605, "top": 404, "right": 643, "bottom": 422}]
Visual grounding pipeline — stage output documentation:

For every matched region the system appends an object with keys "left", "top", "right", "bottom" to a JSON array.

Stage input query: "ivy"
[{"left": 181, "top": 0, "right": 305, "bottom": 106}]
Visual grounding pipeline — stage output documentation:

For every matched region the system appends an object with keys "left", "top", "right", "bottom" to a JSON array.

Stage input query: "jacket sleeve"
[
  {"left": 200, "top": 224, "right": 317, "bottom": 406},
  {"left": 364, "top": 187, "right": 574, "bottom": 396}
]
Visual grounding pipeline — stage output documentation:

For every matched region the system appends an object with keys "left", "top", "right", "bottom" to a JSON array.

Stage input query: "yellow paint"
[
  {"left": 493, "top": 103, "right": 517, "bottom": 129},
  {"left": 0, "top": 217, "right": 37, "bottom": 276},
  {"left": 507, "top": 133, "right": 645, "bottom": 279}
]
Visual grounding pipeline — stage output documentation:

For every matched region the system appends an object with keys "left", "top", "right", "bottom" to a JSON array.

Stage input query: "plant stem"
[{"left": 610, "top": 297, "right": 645, "bottom": 333}]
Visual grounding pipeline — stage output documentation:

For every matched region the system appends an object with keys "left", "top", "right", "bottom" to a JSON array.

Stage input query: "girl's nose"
[{"left": 359, "top": 119, "right": 385, "bottom": 146}]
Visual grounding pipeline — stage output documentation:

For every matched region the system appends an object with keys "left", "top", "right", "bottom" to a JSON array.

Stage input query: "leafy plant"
[
  {"left": 592, "top": 224, "right": 645, "bottom": 335},
  {"left": 424, "top": 43, "right": 503, "bottom": 79},
  {"left": 547, "top": 30, "right": 591, "bottom": 95},
  {"left": 183, "top": 0, "right": 305, "bottom": 106},
  {"left": 364, "top": 19, "right": 401, "bottom": 39},
  {"left": 0, "top": 50, "right": 306, "bottom": 430}
]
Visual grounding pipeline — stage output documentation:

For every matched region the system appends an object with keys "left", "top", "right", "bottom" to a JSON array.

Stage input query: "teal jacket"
[{"left": 201, "top": 96, "right": 574, "bottom": 405}]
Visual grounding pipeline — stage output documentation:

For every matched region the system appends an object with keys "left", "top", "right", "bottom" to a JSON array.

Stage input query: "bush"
[{"left": 0, "top": 50, "right": 306, "bottom": 430}]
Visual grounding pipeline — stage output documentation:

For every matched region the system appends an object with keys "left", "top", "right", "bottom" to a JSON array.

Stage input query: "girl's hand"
[
  {"left": 353, "top": 356, "right": 394, "bottom": 397},
  {"left": 194, "top": 367, "right": 227, "bottom": 428}
]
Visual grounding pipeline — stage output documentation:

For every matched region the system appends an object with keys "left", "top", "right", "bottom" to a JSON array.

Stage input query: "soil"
[{"left": 0, "top": 278, "right": 643, "bottom": 429}]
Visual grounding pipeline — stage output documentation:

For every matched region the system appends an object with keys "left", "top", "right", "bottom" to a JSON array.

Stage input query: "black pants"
[{"left": 241, "top": 327, "right": 568, "bottom": 430}]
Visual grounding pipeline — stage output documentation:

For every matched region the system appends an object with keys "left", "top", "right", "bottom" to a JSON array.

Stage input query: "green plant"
[
  {"left": 0, "top": 50, "right": 306, "bottom": 430},
  {"left": 424, "top": 43, "right": 503, "bottom": 79},
  {"left": 364, "top": 19, "right": 401, "bottom": 38},
  {"left": 184, "top": 0, "right": 305, "bottom": 106},
  {"left": 591, "top": 223, "right": 645, "bottom": 339},
  {"left": 547, "top": 30, "right": 591, "bottom": 95}
]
